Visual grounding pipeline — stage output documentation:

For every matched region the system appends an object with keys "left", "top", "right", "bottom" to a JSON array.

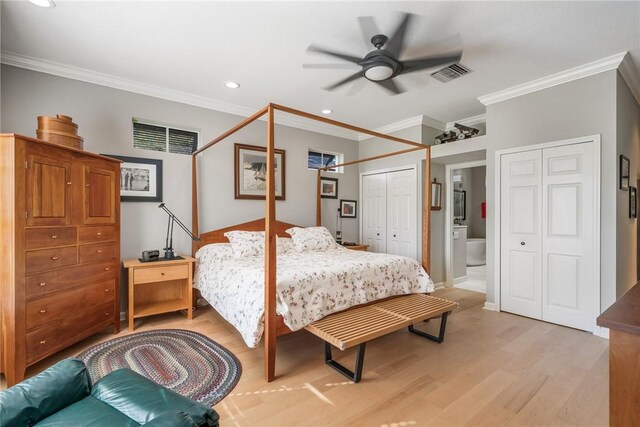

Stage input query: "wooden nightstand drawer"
[
  {"left": 26, "top": 246, "right": 77, "bottom": 273},
  {"left": 25, "top": 227, "right": 77, "bottom": 250},
  {"left": 79, "top": 242, "right": 117, "bottom": 264},
  {"left": 26, "top": 260, "right": 116, "bottom": 299},
  {"left": 134, "top": 264, "right": 189, "bottom": 284},
  {"left": 26, "top": 278, "right": 115, "bottom": 330},
  {"left": 78, "top": 226, "right": 116, "bottom": 244}
]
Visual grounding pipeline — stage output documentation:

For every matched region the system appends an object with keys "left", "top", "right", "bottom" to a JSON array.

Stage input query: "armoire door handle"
[{"left": 520, "top": 241, "right": 525, "bottom": 246}]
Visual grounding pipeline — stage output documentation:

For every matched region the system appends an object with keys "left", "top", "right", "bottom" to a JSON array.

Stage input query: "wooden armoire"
[{"left": 0, "top": 134, "right": 121, "bottom": 386}]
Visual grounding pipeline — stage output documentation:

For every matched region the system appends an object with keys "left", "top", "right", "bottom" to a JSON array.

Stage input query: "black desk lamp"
[{"left": 158, "top": 203, "right": 200, "bottom": 259}]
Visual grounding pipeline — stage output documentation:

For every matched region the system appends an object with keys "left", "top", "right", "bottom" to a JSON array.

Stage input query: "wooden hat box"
[{"left": 36, "top": 114, "right": 84, "bottom": 150}]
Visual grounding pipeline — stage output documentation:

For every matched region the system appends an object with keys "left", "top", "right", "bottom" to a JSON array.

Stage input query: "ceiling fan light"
[
  {"left": 364, "top": 65, "right": 394, "bottom": 81},
  {"left": 28, "top": 0, "right": 55, "bottom": 7}
]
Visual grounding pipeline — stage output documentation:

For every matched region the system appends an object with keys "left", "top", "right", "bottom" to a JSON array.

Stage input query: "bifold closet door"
[
  {"left": 500, "top": 150, "right": 543, "bottom": 320},
  {"left": 542, "top": 143, "right": 595, "bottom": 331},
  {"left": 362, "top": 173, "right": 387, "bottom": 253},
  {"left": 386, "top": 169, "right": 417, "bottom": 258}
]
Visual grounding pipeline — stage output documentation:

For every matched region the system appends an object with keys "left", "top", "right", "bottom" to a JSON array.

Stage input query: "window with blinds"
[
  {"left": 308, "top": 149, "right": 343, "bottom": 173},
  {"left": 133, "top": 119, "right": 199, "bottom": 154}
]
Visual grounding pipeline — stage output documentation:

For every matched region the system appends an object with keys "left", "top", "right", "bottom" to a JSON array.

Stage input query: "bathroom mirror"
[
  {"left": 431, "top": 179, "right": 442, "bottom": 211},
  {"left": 454, "top": 190, "right": 466, "bottom": 220}
]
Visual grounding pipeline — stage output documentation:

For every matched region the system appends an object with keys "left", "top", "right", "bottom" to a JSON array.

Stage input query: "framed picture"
[
  {"left": 320, "top": 177, "right": 339, "bottom": 199},
  {"left": 431, "top": 179, "right": 442, "bottom": 211},
  {"left": 103, "top": 155, "right": 162, "bottom": 202},
  {"left": 340, "top": 199, "right": 357, "bottom": 218},
  {"left": 620, "top": 155, "right": 630, "bottom": 190},
  {"left": 234, "top": 143, "right": 286, "bottom": 200},
  {"left": 454, "top": 190, "right": 466, "bottom": 220},
  {"left": 630, "top": 186, "right": 637, "bottom": 218}
]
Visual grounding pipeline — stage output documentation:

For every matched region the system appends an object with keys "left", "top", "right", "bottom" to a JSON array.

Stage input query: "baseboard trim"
[
  {"left": 120, "top": 311, "right": 126, "bottom": 321},
  {"left": 483, "top": 302, "right": 499, "bottom": 312},
  {"left": 593, "top": 326, "right": 609, "bottom": 339},
  {"left": 453, "top": 275, "right": 469, "bottom": 284},
  {"left": 434, "top": 281, "right": 446, "bottom": 289}
]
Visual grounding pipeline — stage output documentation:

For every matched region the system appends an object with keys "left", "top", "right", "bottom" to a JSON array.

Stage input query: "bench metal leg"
[
  {"left": 408, "top": 311, "right": 450, "bottom": 343},
  {"left": 324, "top": 342, "right": 366, "bottom": 383}
]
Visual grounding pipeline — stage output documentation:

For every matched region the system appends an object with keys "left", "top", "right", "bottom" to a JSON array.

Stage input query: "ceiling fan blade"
[
  {"left": 324, "top": 70, "right": 365, "bottom": 91},
  {"left": 384, "top": 13, "right": 414, "bottom": 58},
  {"left": 307, "top": 45, "right": 363, "bottom": 64},
  {"left": 346, "top": 77, "right": 367, "bottom": 96},
  {"left": 375, "top": 79, "right": 405, "bottom": 95},
  {"left": 357, "top": 16, "right": 380, "bottom": 49},
  {"left": 303, "top": 63, "right": 360, "bottom": 69},
  {"left": 402, "top": 50, "right": 463, "bottom": 74}
]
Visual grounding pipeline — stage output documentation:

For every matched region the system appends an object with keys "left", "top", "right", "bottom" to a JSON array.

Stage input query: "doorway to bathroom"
[{"left": 445, "top": 160, "right": 487, "bottom": 293}]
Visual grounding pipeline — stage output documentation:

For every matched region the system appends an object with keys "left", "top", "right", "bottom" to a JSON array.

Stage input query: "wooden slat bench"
[{"left": 305, "top": 294, "right": 458, "bottom": 382}]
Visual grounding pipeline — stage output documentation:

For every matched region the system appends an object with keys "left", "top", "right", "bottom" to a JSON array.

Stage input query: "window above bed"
[
  {"left": 133, "top": 118, "right": 199, "bottom": 155},
  {"left": 308, "top": 149, "right": 343, "bottom": 173}
]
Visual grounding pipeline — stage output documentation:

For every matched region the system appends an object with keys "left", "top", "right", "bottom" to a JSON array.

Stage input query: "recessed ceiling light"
[
  {"left": 321, "top": 109, "right": 333, "bottom": 115},
  {"left": 28, "top": 0, "right": 56, "bottom": 8},
  {"left": 224, "top": 81, "right": 240, "bottom": 89}
]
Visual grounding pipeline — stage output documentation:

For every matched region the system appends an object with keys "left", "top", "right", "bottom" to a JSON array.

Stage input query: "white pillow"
[
  {"left": 224, "top": 231, "right": 264, "bottom": 258},
  {"left": 277, "top": 237, "right": 295, "bottom": 254},
  {"left": 286, "top": 226, "right": 338, "bottom": 252},
  {"left": 195, "top": 243, "right": 234, "bottom": 264}
]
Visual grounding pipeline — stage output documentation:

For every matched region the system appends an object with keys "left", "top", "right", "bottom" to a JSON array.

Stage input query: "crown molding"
[
  {"left": 445, "top": 113, "right": 486, "bottom": 131},
  {"left": 357, "top": 115, "right": 446, "bottom": 141},
  {"left": 618, "top": 53, "right": 640, "bottom": 106},
  {"left": 0, "top": 51, "right": 360, "bottom": 141},
  {"left": 478, "top": 52, "right": 629, "bottom": 106}
]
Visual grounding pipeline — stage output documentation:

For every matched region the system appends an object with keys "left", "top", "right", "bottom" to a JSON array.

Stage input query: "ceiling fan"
[{"left": 304, "top": 13, "right": 463, "bottom": 95}]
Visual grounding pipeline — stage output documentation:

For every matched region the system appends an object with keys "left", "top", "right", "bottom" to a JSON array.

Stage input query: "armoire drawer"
[
  {"left": 26, "top": 301, "right": 115, "bottom": 365},
  {"left": 26, "top": 260, "right": 116, "bottom": 299},
  {"left": 25, "top": 227, "right": 77, "bottom": 250},
  {"left": 78, "top": 225, "right": 116, "bottom": 244},
  {"left": 25, "top": 246, "right": 77, "bottom": 273},
  {"left": 79, "top": 242, "right": 117, "bottom": 264},
  {"left": 26, "top": 279, "right": 116, "bottom": 330}
]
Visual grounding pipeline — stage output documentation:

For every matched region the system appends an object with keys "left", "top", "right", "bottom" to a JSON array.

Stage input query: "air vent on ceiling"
[{"left": 431, "top": 63, "right": 472, "bottom": 83}]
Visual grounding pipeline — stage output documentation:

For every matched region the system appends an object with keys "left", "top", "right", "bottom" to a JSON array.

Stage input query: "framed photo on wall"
[
  {"left": 320, "top": 177, "right": 339, "bottom": 199},
  {"left": 431, "top": 179, "right": 442, "bottom": 211},
  {"left": 620, "top": 155, "right": 630, "bottom": 190},
  {"left": 103, "top": 155, "right": 162, "bottom": 202},
  {"left": 340, "top": 199, "right": 357, "bottom": 218},
  {"left": 630, "top": 186, "right": 637, "bottom": 218},
  {"left": 234, "top": 143, "right": 286, "bottom": 200}
]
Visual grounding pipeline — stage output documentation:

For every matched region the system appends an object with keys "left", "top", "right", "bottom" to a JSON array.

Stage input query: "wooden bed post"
[
  {"left": 316, "top": 169, "right": 322, "bottom": 226},
  {"left": 422, "top": 146, "right": 431, "bottom": 273},
  {"left": 191, "top": 155, "right": 199, "bottom": 256},
  {"left": 264, "top": 104, "right": 277, "bottom": 382}
]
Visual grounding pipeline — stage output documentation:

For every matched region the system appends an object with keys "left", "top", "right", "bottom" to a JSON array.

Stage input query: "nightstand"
[
  {"left": 123, "top": 256, "right": 195, "bottom": 331},
  {"left": 344, "top": 244, "right": 369, "bottom": 251}
]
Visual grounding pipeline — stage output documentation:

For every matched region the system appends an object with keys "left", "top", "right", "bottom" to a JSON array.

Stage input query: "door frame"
[
  {"left": 494, "top": 135, "right": 601, "bottom": 333},
  {"left": 359, "top": 164, "right": 418, "bottom": 256},
  {"left": 444, "top": 160, "right": 487, "bottom": 287}
]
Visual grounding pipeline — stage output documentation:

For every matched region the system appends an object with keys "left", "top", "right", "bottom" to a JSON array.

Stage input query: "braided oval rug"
[{"left": 77, "top": 329, "right": 241, "bottom": 406}]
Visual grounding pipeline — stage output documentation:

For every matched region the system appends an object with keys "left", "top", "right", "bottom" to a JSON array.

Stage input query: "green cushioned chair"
[{"left": 0, "top": 358, "right": 219, "bottom": 427}]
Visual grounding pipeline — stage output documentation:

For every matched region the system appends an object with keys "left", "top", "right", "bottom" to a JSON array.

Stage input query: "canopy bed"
[{"left": 191, "top": 103, "right": 434, "bottom": 382}]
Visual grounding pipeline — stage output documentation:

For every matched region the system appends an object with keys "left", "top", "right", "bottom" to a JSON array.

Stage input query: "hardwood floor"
[{"left": 1, "top": 288, "right": 609, "bottom": 426}]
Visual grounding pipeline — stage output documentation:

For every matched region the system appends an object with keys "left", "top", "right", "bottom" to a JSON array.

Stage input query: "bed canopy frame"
[{"left": 191, "top": 103, "right": 431, "bottom": 382}]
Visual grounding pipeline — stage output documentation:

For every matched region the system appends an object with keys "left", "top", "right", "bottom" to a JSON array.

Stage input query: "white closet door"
[
  {"left": 362, "top": 173, "right": 387, "bottom": 253},
  {"left": 542, "top": 142, "right": 595, "bottom": 331},
  {"left": 386, "top": 169, "right": 417, "bottom": 258},
  {"left": 500, "top": 150, "right": 543, "bottom": 320}
]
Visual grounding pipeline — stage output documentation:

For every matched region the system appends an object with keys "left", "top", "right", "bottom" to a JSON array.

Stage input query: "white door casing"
[
  {"left": 500, "top": 149, "right": 543, "bottom": 319},
  {"left": 542, "top": 142, "right": 595, "bottom": 331},
  {"left": 386, "top": 169, "right": 417, "bottom": 258},
  {"left": 362, "top": 173, "right": 387, "bottom": 253}
]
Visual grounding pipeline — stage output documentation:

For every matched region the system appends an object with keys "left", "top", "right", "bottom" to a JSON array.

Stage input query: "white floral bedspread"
[{"left": 194, "top": 246, "right": 434, "bottom": 347}]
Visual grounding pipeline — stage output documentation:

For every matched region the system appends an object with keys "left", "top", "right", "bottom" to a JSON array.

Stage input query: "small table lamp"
[{"left": 158, "top": 203, "right": 200, "bottom": 259}]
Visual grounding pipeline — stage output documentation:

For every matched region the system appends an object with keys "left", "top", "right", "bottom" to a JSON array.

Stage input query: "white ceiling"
[{"left": 2, "top": 1, "right": 639, "bottom": 133}]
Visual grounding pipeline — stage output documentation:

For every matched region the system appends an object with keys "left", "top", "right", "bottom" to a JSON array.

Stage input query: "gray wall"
[
  {"left": 486, "top": 70, "right": 618, "bottom": 311},
  {"left": 429, "top": 162, "right": 446, "bottom": 284},
  {"left": 469, "top": 166, "right": 487, "bottom": 239},
  {"left": 1, "top": 65, "right": 359, "bottom": 306},
  {"left": 616, "top": 73, "right": 640, "bottom": 296}
]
